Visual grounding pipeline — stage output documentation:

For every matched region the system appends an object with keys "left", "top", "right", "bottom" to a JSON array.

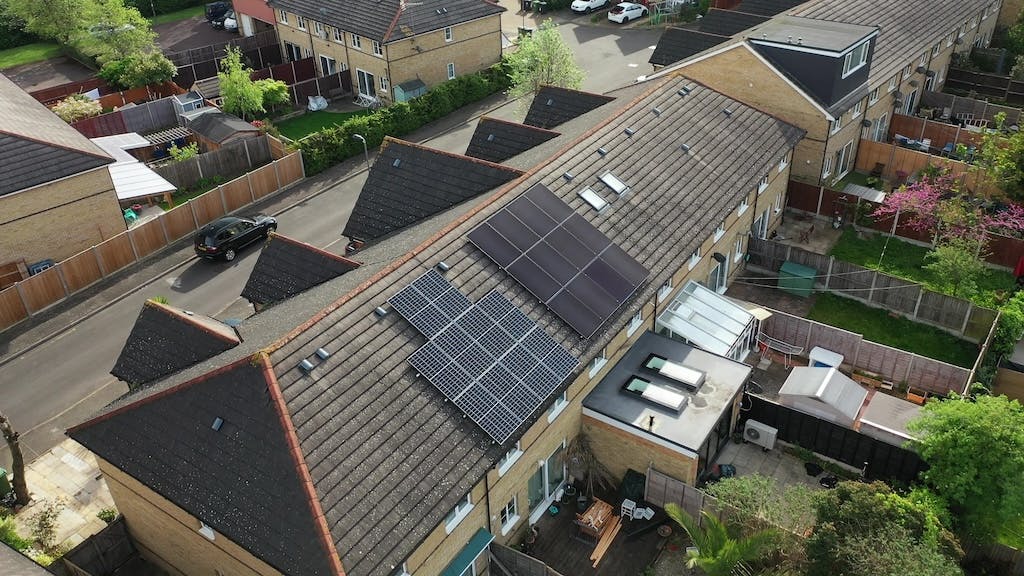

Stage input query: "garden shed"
[
  {"left": 778, "top": 366, "right": 868, "bottom": 428},
  {"left": 778, "top": 260, "right": 815, "bottom": 297}
]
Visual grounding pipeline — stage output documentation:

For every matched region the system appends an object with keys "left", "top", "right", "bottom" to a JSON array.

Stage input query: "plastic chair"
[
  {"left": 621, "top": 498, "right": 636, "bottom": 520},
  {"left": 123, "top": 208, "right": 138, "bottom": 224}
]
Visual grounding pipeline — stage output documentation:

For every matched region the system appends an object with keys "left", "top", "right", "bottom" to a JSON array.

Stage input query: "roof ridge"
[
  {"left": 382, "top": 2, "right": 405, "bottom": 42},
  {"left": 266, "top": 79, "right": 669, "bottom": 354},
  {"left": 259, "top": 353, "right": 346, "bottom": 576},
  {"left": 380, "top": 136, "right": 526, "bottom": 175},
  {"left": 477, "top": 116, "right": 562, "bottom": 136},
  {"left": 145, "top": 299, "right": 241, "bottom": 345},
  {"left": 269, "top": 233, "right": 363, "bottom": 267}
]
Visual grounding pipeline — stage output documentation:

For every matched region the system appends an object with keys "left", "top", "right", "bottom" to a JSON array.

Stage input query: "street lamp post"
[{"left": 353, "top": 134, "right": 370, "bottom": 172}]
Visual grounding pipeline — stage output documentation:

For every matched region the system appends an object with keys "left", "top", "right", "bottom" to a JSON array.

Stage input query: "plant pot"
[{"left": 657, "top": 525, "right": 673, "bottom": 538}]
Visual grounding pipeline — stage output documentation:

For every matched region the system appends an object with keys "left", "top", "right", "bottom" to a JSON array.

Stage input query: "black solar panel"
[
  {"left": 389, "top": 270, "right": 579, "bottom": 444},
  {"left": 468, "top": 183, "right": 649, "bottom": 337}
]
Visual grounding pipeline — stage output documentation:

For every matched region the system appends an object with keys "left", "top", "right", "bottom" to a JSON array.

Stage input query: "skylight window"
[
  {"left": 600, "top": 172, "right": 629, "bottom": 195},
  {"left": 623, "top": 376, "right": 688, "bottom": 412},
  {"left": 645, "top": 355, "right": 706, "bottom": 389},
  {"left": 578, "top": 188, "right": 607, "bottom": 211}
]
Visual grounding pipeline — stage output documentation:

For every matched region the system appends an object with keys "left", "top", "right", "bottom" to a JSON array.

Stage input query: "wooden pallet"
[{"left": 590, "top": 515, "right": 623, "bottom": 568}]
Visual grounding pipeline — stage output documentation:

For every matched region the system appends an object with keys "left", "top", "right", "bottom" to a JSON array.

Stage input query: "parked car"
[
  {"left": 608, "top": 2, "right": 648, "bottom": 23},
  {"left": 194, "top": 215, "right": 277, "bottom": 261},
  {"left": 571, "top": 0, "right": 609, "bottom": 13},
  {"left": 212, "top": 8, "right": 236, "bottom": 30},
  {"left": 222, "top": 10, "right": 238, "bottom": 32},
  {"left": 205, "top": 2, "right": 231, "bottom": 23}
]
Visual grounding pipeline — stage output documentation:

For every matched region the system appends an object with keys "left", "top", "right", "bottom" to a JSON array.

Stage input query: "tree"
[
  {"left": 218, "top": 47, "right": 264, "bottom": 120},
  {"left": 505, "top": 19, "right": 584, "bottom": 100},
  {"left": 2, "top": 0, "right": 88, "bottom": 45},
  {"left": 0, "top": 410, "right": 30, "bottom": 506},
  {"left": 254, "top": 78, "right": 290, "bottom": 112},
  {"left": 665, "top": 504, "right": 777, "bottom": 576},
  {"left": 908, "top": 394, "right": 1024, "bottom": 542},
  {"left": 51, "top": 94, "right": 101, "bottom": 123},
  {"left": 923, "top": 236, "right": 988, "bottom": 297},
  {"left": 98, "top": 51, "right": 175, "bottom": 90},
  {"left": 974, "top": 112, "right": 1024, "bottom": 202},
  {"left": 702, "top": 474, "right": 817, "bottom": 535},
  {"left": 806, "top": 481, "right": 962, "bottom": 576},
  {"left": 836, "top": 524, "right": 964, "bottom": 576},
  {"left": 168, "top": 142, "right": 199, "bottom": 162}
]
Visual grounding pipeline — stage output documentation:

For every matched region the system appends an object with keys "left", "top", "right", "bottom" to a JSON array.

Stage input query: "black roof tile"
[
  {"left": 465, "top": 117, "right": 560, "bottom": 163},
  {"left": 240, "top": 234, "right": 360, "bottom": 309},
  {"left": 188, "top": 111, "right": 259, "bottom": 144},
  {"left": 649, "top": 28, "right": 731, "bottom": 67},
  {"left": 734, "top": 0, "right": 806, "bottom": 16},
  {"left": 341, "top": 138, "right": 524, "bottom": 242},
  {"left": 523, "top": 86, "right": 615, "bottom": 130},
  {"left": 72, "top": 359, "right": 341, "bottom": 576},
  {"left": 110, "top": 301, "right": 240, "bottom": 390},
  {"left": 698, "top": 8, "right": 768, "bottom": 36}
]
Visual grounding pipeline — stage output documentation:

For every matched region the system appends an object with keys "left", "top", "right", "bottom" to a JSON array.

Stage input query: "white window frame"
[
  {"left": 841, "top": 41, "right": 869, "bottom": 78},
  {"left": 822, "top": 155, "right": 833, "bottom": 179},
  {"left": 714, "top": 220, "right": 726, "bottom": 241},
  {"left": 831, "top": 116, "right": 842, "bottom": 134},
  {"left": 902, "top": 64, "right": 912, "bottom": 80},
  {"left": 380, "top": 76, "right": 389, "bottom": 92},
  {"left": 888, "top": 75, "right": 898, "bottom": 92},
  {"left": 658, "top": 278, "right": 673, "bottom": 302},
  {"left": 773, "top": 193, "right": 783, "bottom": 213},
  {"left": 296, "top": 16, "right": 307, "bottom": 30},
  {"left": 444, "top": 26, "right": 453, "bottom": 42},
  {"left": 627, "top": 310, "right": 644, "bottom": 337},
  {"left": 396, "top": 563, "right": 412, "bottom": 576},
  {"left": 737, "top": 198, "right": 749, "bottom": 216},
  {"left": 333, "top": 27, "right": 343, "bottom": 42},
  {"left": 198, "top": 522, "right": 215, "bottom": 541},
  {"left": 373, "top": 40, "right": 383, "bottom": 56},
  {"left": 500, "top": 496, "right": 520, "bottom": 536},
  {"left": 872, "top": 113, "right": 888, "bottom": 142},
  {"left": 278, "top": 10, "right": 288, "bottom": 24},
  {"left": 947, "top": 32, "right": 954, "bottom": 47},
  {"left": 447, "top": 62, "right": 456, "bottom": 80},
  {"left": 778, "top": 151, "right": 790, "bottom": 172},
  {"left": 688, "top": 247, "right": 701, "bottom": 270},
  {"left": 314, "top": 21, "right": 324, "bottom": 36},
  {"left": 958, "top": 23, "right": 967, "bottom": 38},
  {"left": 868, "top": 87, "right": 879, "bottom": 105},
  {"left": 835, "top": 140, "right": 855, "bottom": 180},
  {"left": 937, "top": 65, "right": 945, "bottom": 83},
  {"left": 932, "top": 42, "right": 940, "bottom": 57},
  {"left": 496, "top": 442, "right": 523, "bottom": 476},
  {"left": 757, "top": 173, "right": 769, "bottom": 193},
  {"left": 851, "top": 99, "right": 863, "bottom": 119},
  {"left": 319, "top": 54, "right": 337, "bottom": 75},
  {"left": 351, "top": 33, "right": 362, "bottom": 49},
  {"left": 444, "top": 494, "right": 473, "bottom": 534},
  {"left": 733, "top": 235, "right": 745, "bottom": 262},
  {"left": 589, "top": 347, "right": 608, "bottom": 378},
  {"left": 547, "top": 391, "right": 568, "bottom": 422}
]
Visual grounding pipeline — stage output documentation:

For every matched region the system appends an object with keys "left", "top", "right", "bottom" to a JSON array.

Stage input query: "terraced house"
[
  {"left": 647, "top": 0, "right": 1000, "bottom": 185},
  {"left": 70, "top": 77, "right": 802, "bottom": 576},
  {"left": 267, "top": 0, "right": 505, "bottom": 104}
]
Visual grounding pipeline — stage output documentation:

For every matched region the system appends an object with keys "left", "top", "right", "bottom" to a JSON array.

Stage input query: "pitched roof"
[
  {"left": 341, "top": 138, "right": 524, "bottom": 242},
  {"left": 790, "top": 0, "right": 989, "bottom": 87},
  {"left": 523, "top": 86, "right": 616, "bottom": 129},
  {"left": 464, "top": 117, "right": 560, "bottom": 163},
  {"left": 0, "top": 73, "right": 112, "bottom": 197},
  {"left": 0, "top": 542, "right": 50, "bottom": 575},
  {"left": 188, "top": 111, "right": 259, "bottom": 143},
  {"left": 110, "top": 300, "right": 241, "bottom": 390},
  {"left": 192, "top": 76, "right": 221, "bottom": 100},
  {"left": 733, "top": 0, "right": 806, "bottom": 16},
  {"left": 72, "top": 358, "right": 342, "bottom": 576},
  {"left": 267, "top": 0, "right": 504, "bottom": 43},
  {"left": 698, "top": 8, "right": 768, "bottom": 36},
  {"left": 649, "top": 28, "right": 731, "bottom": 67},
  {"left": 241, "top": 233, "right": 361, "bottom": 309}
]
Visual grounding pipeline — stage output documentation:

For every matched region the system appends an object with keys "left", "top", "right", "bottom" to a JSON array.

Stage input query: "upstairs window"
[
  {"left": 714, "top": 220, "right": 726, "bottom": 241},
  {"left": 830, "top": 115, "right": 842, "bottom": 134},
  {"left": 738, "top": 198, "right": 749, "bottom": 216},
  {"left": 887, "top": 75, "right": 898, "bottom": 92},
  {"left": 851, "top": 99, "right": 863, "bottom": 119},
  {"left": 842, "top": 41, "right": 869, "bottom": 78},
  {"left": 444, "top": 26, "right": 453, "bottom": 42},
  {"left": 444, "top": 495, "right": 473, "bottom": 534},
  {"left": 758, "top": 173, "right": 769, "bottom": 193},
  {"left": 314, "top": 21, "right": 324, "bottom": 36},
  {"left": 868, "top": 87, "right": 879, "bottom": 104},
  {"left": 778, "top": 150, "right": 791, "bottom": 171},
  {"left": 278, "top": 10, "right": 288, "bottom": 24},
  {"left": 373, "top": 41, "right": 383, "bottom": 56},
  {"left": 658, "top": 278, "right": 673, "bottom": 302},
  {"left": 688, "top": 248, "right": 701, "bottom": 270},
  {"left": 351, "top": 34, "right": 362, "bottom": 49},
  {"left": 333, "top": 27, "right": 343, "bottom": 42},
  {"left": 296, "top": 16, "right": 307, "bottom": 30},
  {"left": 932, "top": 42, "right": 940, "bottom": 56}
]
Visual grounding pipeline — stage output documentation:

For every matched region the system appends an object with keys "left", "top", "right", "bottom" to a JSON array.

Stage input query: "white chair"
[{"left": 621, "top": 498, "right": 636, "bottom": 520}]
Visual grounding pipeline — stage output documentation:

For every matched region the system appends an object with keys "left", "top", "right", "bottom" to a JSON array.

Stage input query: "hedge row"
[
  {"left": 0, "top": 22, "right": 41, "bottom": 50},
  {"left": 298, "top": 62, "right": 512, "bottom": 176}
]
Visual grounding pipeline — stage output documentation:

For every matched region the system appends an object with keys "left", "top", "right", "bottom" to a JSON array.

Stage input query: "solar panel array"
[
  {"left": 468, "top": 183, "right": 649, "bottom": 337},
  {"left": 389, "top": 269, "right": 579, "bottom": 444}
]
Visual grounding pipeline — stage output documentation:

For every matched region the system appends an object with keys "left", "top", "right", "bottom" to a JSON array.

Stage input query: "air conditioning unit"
[{"left": 744, "top": 420, "right": 778, "bottom": 451}]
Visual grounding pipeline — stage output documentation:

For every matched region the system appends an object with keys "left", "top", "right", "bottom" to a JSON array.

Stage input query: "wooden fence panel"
[
  {"left": 915, "top": 290, "right": 970, "bottom": 331},
  {"left": 869, "top": 273, "right": 920, "bottom": 316},
  {"left": 962, "top": 541, "right": 1024, "bottom": 575},
  {"left": 490, "top": 543, "right": 565, "bottom": 576},
  {"left": 276, "top": 153, "right": 304, "bottom": 187},
  {"left": 95, "top": 235, "right": 136, "bottom": 275},
  {"left": 60, "top": 250, "right": 103, "bottom": 293},
  {"left": 162, "top": 204, "right": 196, "bottom": 241},
  {"left": 821, "top": 260, "right": 873, "bottom": 293},
  {"left": 761, "top": 313, "right": 812, "bottom": 351},
  {"left": 807, "top": 321, "right": 861, "bottom": 362},
  {"left": 249, "top": 163, "right": 279, "bottom": 199},
  {"left": 129, "top": 219, "right": 167, "bottom": 259},
  {"left": 855, "top": 340, "right": 912, "bottom": 382},
  {"left": 787, "top": 180, "right": 820, "bottom": 213},
  {"left": 966, "top": 307, "right": 999, "bottom": 343},
  {"left": 221, "top": 178, "right": 252, "bottom": 212},
  {"left": 191, "top": 193, "right": 225, "bottom": 227},
  {"left": 18, "top": 268, "right": 66, "bottom": 313},
  {"left": 155, "top": 160, "right": 201, "bottom": 190},
  {"left": 268, "top": 136, "right": 288, "bottom": 159},
  {"left": 0, "top": 287, "right": 28, "bottom": 330}
]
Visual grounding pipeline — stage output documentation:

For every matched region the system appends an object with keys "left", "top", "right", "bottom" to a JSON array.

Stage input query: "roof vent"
[
  {"left": 184, "top": 310, "right": 195, "bottom": 316},
  {"left": 392, "top": 158, "right": 401, "bottom": 168},
  {"left": 563, "top": 172, "right": 575, "bottom": 181},
  {"left": 545, "top": 98, "right": 554, "bottom": 106},
  {"left": 762, "top": 33, "right": 767, "bottom": 39},
  {"left": 299, "top": 359, "right": 315, "bottom": 373},
  {"left": 597, "top": 147, "right": 607, "bottom": 156},
  {"left": 486, "top": 133, "right": 495, "bottom": 142},
  {"left": 624, "top": 127, "right": 635, "bottom": 136},
  {"left": 723, "top": 108, "right": 733, "bottom": 117},
  {"left": 211, "top": 417, "right": 224, "bottom": 431},
  {"left": 442, "top": 7, "right": 448, "bottom": 12},
  {"left": 797, "top": 37, "right": 803, "bottom": 45},
  {"left": 436, "top": 261, "right": 450, "bottom": 272},
  {"left": 652, "top": 107, "right": 662, "bottom": 116},
  {"left": 374, "top": 306, "right": 389, "bottom": 318},
  {"left": 680, "top": 143, "right": 690, "bottom": 153},
  {"left": 315, "top": 347, "right": 331, "bottom": 360},
  {"left": 787, "top": 35, "right": 792, "bottom": 43}
]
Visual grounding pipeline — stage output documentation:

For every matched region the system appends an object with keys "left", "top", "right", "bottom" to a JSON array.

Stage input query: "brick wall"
[
  {"left": 582, "top": 414, "right": 697, "bottom": 486},
  {"left": 0, "top": 167, "right": 125, "bottom": 264}
]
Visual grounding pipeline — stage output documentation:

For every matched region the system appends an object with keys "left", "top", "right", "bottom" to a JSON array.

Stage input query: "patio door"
[
  {"left": 903, "top": 89, "right": 918, "bottom": 115},
  {"left": 706, "top": 258, "right": 727, "bottom": 294},
  {"left": 752, "top": 209, "right": 769, "bottom": 239},
  {"left": 283, "top": 41, "right": 302, "bottom": 62},
  {"left": 357, "top": 69, "right": 376, "bottom": 98},
  {"left": 872, "top": 113, "right": 888, "bottom": 142},
  {"left": 528, "top": 443, "right": 566, "bottom": 523}
]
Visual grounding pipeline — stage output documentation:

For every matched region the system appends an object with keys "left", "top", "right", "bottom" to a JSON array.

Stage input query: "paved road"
[{"left": 0, "top": 20, "right": 662, "bottom": 469}]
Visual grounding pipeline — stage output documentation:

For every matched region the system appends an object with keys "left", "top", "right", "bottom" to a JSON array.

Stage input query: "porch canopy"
[
  {"left": 91, "top": 134, "right": 177, "bottom": 201},
  {"left": 656, "top": 280, "right": 755, "bottom": 360}
]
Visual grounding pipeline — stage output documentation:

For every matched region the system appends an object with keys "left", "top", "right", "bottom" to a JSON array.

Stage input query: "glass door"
[
  {"left": 528, "top": 443, "right": 566, "bottom": 523},
  {"left": 707, "top": 259, "right": 727, "bottom": 294},
  {"left": 356, "top": 69, "right": 376, "bottom": 98}
]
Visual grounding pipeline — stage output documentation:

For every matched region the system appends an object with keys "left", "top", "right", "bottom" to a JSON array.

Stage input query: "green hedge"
[
  {"left": 0, "top": 22, "right": 41, "bottom": 50},
  {"left": 298, "top": 62, "right": 511, "bottom": 176}
]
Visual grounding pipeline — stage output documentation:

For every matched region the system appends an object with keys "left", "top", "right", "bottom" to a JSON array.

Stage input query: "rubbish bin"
[
  {"left": 522, "top": 0, "right": 532, "bottom": 10},
  {"left": 534, "top": 0, "right": 548, "bottom": 13},
  {"left": 0, "top": 467, "right": 11, "bottom": 497}
]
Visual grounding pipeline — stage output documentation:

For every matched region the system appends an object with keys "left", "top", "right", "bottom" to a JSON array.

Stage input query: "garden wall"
[
  {"left": 888, "top": 114, "right": 985, "bottom": 150},
  {"left": 944, "top": 67, "right": 1024, "bottom": 105},
  {"left": 72, "top": 95, "right": 180, "bottom": 139},
  {"left": 919, "top": 90, "right": 1024, "bottom": 126},
  {"left": 0, "top": 150, "right": 304, "bottom": 332},
  {"left": 154, "top": 135, "right": 273, "bottom": 190}
]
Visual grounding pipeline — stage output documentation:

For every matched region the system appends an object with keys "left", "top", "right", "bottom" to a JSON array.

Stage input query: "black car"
[
  {"left": 205, "top": 2, "right": 231, "bottom": 24},
  {"left": 211, "top": 9, "right": 235, "bottom": 29},
  {"left": 194, "top": 215, "right": 276, "bottom": 261}
]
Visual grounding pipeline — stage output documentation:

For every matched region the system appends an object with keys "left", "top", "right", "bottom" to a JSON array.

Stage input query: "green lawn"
[
  {"left": 275, "top": 110, "right": 373, "bottom": 141},
  {"left": 829, "top": 228, "right": 1015, "bottom": 308},
  {"left": 149, "top": 5, "right": 206, "bottom": 26},
  {"left": 807, "top": 293, "right": 979, "bottom": 368},
  {"left": 0, "top": 42, "right": 63, "bottom": 69}
]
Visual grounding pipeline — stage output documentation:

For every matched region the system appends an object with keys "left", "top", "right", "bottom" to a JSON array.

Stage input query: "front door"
[
  {"left": 357, "top": 69, "right": 376, "bottom": 98},
  {"left": 528, "top": 443, "right": 566, "bottom": 523}
]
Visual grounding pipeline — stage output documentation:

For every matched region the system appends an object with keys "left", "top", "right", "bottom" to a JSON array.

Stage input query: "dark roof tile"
[
  {"left": 189, "top": 111, "right": 259, "bottom": 143},
  {"left": 523, "top": 86, "right": 615, "bottom": 129},
  {"left": 240, "top": 234, "right": 361, "bottom": 309},
  {"left": 464, "top": 117, "right": 560, "bottom": 163},
  {"left": 698, "top": 8, "right": 768, "bottom": 36},
  {"left": 733, "top": 0, "right": 806, "bottom": 16},
  {"left": 649, "top": 28, "right": 731, "bottom": 67}
]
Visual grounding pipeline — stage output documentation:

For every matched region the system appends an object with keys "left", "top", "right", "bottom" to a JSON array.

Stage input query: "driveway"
[{"left": 154, "top": 15, "right": 238, "bottom": 54}]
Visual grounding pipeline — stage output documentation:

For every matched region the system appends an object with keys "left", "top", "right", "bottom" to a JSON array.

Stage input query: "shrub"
[
  {"left": 51, "top": 94, "right": 101, "bottom": 123},
  {"left": 168, "top": 142, "right": 199, "bottom": 162},
  {"left": 98, "top": 51, "right": 175, "bottom": 90},
  {"left": 0, "top": 516, "right": 31, "bottom": 551},
  {"left": 97, "top": 508, "right": 118, "bottom": 523}
]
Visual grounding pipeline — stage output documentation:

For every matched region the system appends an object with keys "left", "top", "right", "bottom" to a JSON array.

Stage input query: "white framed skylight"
[
  {"left": 578, "top": 188, "right": 607, "bottom": 211},
  {"left": 599, "top": 172, "right": 629, "bottom": 195}
]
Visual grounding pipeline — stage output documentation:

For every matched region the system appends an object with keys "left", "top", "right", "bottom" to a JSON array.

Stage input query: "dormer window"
[{"left": 841, "top": 41, "right": 869, "bottom": 78}]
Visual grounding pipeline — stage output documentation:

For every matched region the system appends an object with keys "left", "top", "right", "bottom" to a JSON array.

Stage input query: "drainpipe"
[{"left": 484, "top": 471, "right": 493, "bottom": 535}]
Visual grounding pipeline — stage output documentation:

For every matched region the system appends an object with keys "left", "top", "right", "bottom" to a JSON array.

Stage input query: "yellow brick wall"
[
  {"left": 98, "top": 458, "right": 283, "bottom": 576},
  {"left": 0, "top": 167, "right": 125, "bottom": 264},
  {"left": 582, "top": 414, "right": 698, "bottom": 486}
]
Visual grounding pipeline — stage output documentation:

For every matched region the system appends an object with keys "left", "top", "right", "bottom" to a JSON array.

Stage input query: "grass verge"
[
  {"left": 0, "top": 42, "right": 63, "bottom": 69},
  {"left": 275, "top": 109, "right": 373, "bottom": 141},
  {"left": 828, "top": 228, "right": 1014, "bottom": 308},
  {"left": 807, "top": 293, "right": 979, "bottom": 368},
  {"left": 149, "top": 5, "right": 206, "bottom": 26}
]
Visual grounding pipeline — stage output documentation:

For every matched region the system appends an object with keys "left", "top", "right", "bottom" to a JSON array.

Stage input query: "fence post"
[
  {"left": 298, "top": 148, "right": 306, "bottom": 179},
  {"left": 92, "top": 246, "right": 107, "bottom": 277},
  {"left": 824, "top": 256, "right": 834, "bottom": 289},
  {"left": 14, "top": 282, "right": 32, "bottom": 317},
  {"left": 158, "top": 212, "right": 170, "bottom": 244},
  {"left": 904, "top": 355, "right": 915, "bottom": 384},
  {"left": 219, "top": 185, "right": 228, "bottom": 214},
  {"left": 785, "top": 244, "right": 792, "bottom": 263},
  {"left": 815, "top": 186, "right": 823, "bottom": 215},
  {"left": 55, "top": 264, "right": 70, "bottom": 297},
  {"left": 852, "top": 340, "right": 860, "bottom": 368},
  {"left": 127, "top": 229, "right": 140, "bottom": 262},
  {"left": 960, "top": 302, "right": 974, "bottom": 337},
  {"left": 246, "top": 172, "right": 257, "bottom": 202},
  {"left": 273, "top": 159, "right": 282, "bottom": 191},
  {"left": 244, "top": 138, "right": 253, "bottom": 168},
  {"left": 189, "top": 200, "right": 200, "bottom": 230},
  {"left": 868, "top": 271, "right": 878, "bottom": 302},
  {"left": 197, "top": 156, "right": 204, "bottom": 181},
  {"left": 912, "top": 288, "right": 924, "bottom": 319}
]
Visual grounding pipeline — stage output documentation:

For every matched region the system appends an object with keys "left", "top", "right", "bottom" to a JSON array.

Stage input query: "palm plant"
[{"left": 665, "top": 504, "right": 777, "bottom": 576}]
